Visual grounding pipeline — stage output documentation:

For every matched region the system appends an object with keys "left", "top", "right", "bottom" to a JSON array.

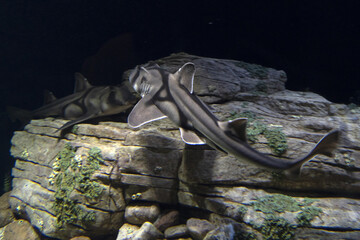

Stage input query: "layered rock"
[
  {"left": 9, "top": 118, "right": 182, "bottom": 239},
  {"left": 7, "top": 53, "right": 360, "bottom": 239}
]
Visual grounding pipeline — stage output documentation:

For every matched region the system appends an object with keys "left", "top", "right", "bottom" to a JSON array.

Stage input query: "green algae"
[
  {"left": 263, "top": 128, "right": 288, "bottom": 156},
  {"left": 71, "top": 125, "right": 79, "bottom": 134},
  {"left": 250, "top": 194, "right": 323, "bottom": 240},
  {"left": 51, "top": 144, "right": 104, "bottom": 228},
  {"left": 252, "top": 194, "right": 302, "bottom": 214},
  {"left": 237, "top": 205, "right": 248, "bottom": 219},
  {"left": 234, "top": 230, "right": 258, "bottom": 240},
  {"left": 296, "top": 206, "right": 323, "bottom": 227},
  {"left": 259, "top": 215, "right": 296, "bottom": 240}
]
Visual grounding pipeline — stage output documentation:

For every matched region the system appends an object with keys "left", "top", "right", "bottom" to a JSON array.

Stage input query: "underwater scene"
[{"left": 1, "top": 1, "right": 360, "bottom": 240}]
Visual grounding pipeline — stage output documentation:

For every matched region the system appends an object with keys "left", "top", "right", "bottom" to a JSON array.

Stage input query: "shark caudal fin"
[{"left": 287, "top": 129, "right": 340, "bottom": 176}]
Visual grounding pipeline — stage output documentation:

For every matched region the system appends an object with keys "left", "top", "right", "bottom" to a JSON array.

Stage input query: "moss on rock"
[
  {"left": 252, "top": 194, "right": 301, "bottom": 214},
  {"left": 296, "top": 206, "right": 323, "bottom": 227},
  {"left": 51, "top": 144, "right": 104, "bottom": 228},
  {"left": 250, "top": 194, "right": 323, "bottom": 240},
  {"left": 259, "top": 215, "right": 296, "bottom": 240}
]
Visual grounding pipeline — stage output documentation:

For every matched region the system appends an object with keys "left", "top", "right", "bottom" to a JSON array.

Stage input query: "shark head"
[
  {"left": 94, "top": 84, "right": 138, "bottom": 117},
  {"left": 129, "top": 64, "right": 163, "bottom": 97},
  {"left": 107, "top": 85, "right": 137, "bottom": 107}
]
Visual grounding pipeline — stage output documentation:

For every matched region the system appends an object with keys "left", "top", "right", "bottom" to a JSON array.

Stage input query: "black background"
[{"left": 1, "top": 0, "right": 359, "bottom": 193}]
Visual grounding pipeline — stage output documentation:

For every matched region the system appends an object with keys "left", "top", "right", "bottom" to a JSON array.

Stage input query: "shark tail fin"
[
  {"left": 6, "top": 106, "right": 32, "bottom": 124},
  {"left": 287, "top": 129, "right": 340, "bottom": 176}
]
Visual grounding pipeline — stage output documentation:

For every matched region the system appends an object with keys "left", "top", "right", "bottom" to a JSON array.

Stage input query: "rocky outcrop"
[
  {"left": 7, "top": 53, "right": 360, "bottom": 239},
  {"left": 0, "top": 192, "right": 14, "bottom": 228}
]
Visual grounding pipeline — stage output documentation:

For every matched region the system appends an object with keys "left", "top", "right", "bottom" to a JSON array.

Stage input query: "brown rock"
[
  {"left": 2, "top": 219, "right": 40, "bottom": 240},
  {"left": 164, "top": 224, "right": 189, "bottom": 239},
  {"left": 125, "top": 203, "right": 161, "bottom": 225},
  {"left": 116, "top": 223, "right": 140, "bottom": 240},
  {"left": 132, "top": 222, "right": 164, "bottom": 240},
  {"left": 154, "top": 210, "right": 180, "bottom": 232},
  {"left": 186, "top": 218, "right": 215, "bottom": 240},
  {"left": 0, "top": 192, "right": 15, "bottom": 228}
]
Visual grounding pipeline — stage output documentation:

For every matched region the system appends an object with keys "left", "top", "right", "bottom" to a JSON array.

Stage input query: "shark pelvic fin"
[
  {"left": 43, "top": 90, "right": 57, "bottom": 105},
  {"left": 174, "top": 62, "right": 196, "bottom": 93},
  {"left": 218, "top": 118, "right": 248, "bottom": 142},
  {"left": 128, "top": 95, "right": 167, "bottom": 128},
  {"left": 74, "top": 72, "right": 92, "bottom": 93},
  {"left": 180, "top": 128, "right": 206, "bottom": 145}
]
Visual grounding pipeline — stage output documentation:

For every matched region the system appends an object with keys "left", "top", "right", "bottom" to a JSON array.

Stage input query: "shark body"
[
  {"left": 128, "top": 62, "right": 339, "bottom": 173},
  {"left": 10, "top": 73, "right": 137, "bottom": 131}
]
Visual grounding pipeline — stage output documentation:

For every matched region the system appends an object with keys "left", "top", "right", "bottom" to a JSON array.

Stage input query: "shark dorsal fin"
[
  {"left": 128, "top": 94, "right": 167, "bottom": 128},
  {"left": 74, "top": 72, "right": 92, "bottom": 93},
  {"left": 43, "top": 90, "right": 57, "bottom": 105},
  {"left": 175, "top": 62, "right": 196, "bottom": 93},
  {"left": 219, "top": 118, "right": 248, "bottom": 142}
]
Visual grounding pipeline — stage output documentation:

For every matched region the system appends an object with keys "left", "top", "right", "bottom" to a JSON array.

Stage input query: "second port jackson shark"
[
  {"left": 9, "top": 73, "right": 137, "bottom": 131},
  {"left": 127, "top": 62, "right": 340, "bottom": 174}
]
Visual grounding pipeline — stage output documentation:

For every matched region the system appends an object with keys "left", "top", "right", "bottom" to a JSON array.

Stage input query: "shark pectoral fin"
[
  {"left": 74, "top": 72, "right": 92, "bottom": 93},
  {"left": 219, "top": 118, "right": 248, "bottom": 142},
  {"left": 174, "top": 62, "right": 196, "bottom": 93},
  {"left": 179, "top": 128, "right": 206, "bottom": 145},
  {"left": 56, "top": 113, "right": 97, "bottom": 132},
  {"left": 128, "top": 95, "right": 167, "bottom": 128}
]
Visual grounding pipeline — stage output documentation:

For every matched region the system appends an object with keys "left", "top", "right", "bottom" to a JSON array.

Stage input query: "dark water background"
[{"left": 0, "top": 0, "right": 359, "bottom": 194}]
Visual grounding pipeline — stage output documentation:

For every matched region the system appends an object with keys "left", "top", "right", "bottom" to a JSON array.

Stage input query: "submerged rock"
[
  {"left": 164, "top": 224, "right": 189, "bottom": 239},
  {"left": 116, "top": 223, "right": 139, "bottom": 240},
  {"left": 203, "top": 224, "right": 235, "bottom": 240},
  {"left": 0, "top": 192, "right": 14, "bottom": 228},
  {"left": 0, "top": 219, "right": 41, "bottom": 240},
  {"left": 186, "top": 218, "right": 215, "bottom": 240},
  {"left": 8, "top": 53, "right": 360, "bottom": 239},
  {"left": 132, "top": 221, "right": 164, "bottom": 240},
  {"left": 153, "top": 209, "right": 180, "bottom": 232},
  {"left": 125, "top": 203, "right": 160, "bottom": 225}
]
